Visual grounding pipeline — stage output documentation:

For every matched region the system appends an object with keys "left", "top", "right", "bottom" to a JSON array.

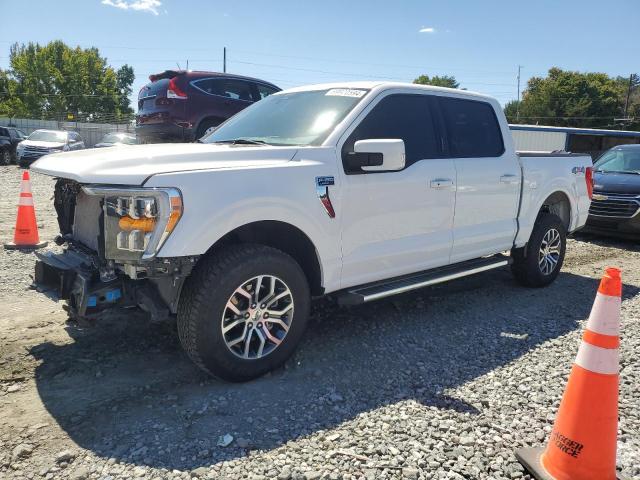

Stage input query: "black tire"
[
  {"left": 177, "top": 244, "right": 310, "bottom": 382},
  {"left": 0, "top": 149, "right": 10, "bottom": 166},
  {"left": 195, "top": 118, "right": 222, "bottom": 141},
  {"left": 511, "top": 213, "right": 567, "bottom": 287}
]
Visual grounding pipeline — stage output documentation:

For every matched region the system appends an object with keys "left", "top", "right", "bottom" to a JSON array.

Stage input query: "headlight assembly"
[{"left": 82, "top": 186, "right": 183, "bottom": 261}]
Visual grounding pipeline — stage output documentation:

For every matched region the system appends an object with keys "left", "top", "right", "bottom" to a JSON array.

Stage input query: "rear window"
[
  {"left": 193, "top": 78, "right": 254, "bottom": 102},
  {"left": 440, "top": 97, "right": 504, "bottom": 157}
]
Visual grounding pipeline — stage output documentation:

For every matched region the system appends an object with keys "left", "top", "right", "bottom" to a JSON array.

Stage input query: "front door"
[{"left": 338, "top": 92, "right": 457, "bottom": 289}]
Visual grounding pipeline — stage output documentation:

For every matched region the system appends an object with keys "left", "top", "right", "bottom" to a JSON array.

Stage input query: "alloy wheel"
[
  {"left": 221, "top": 275, "right": 294, "bottom": 360},
  {"left": 538, "top": 228, "right": 562, "bottom": 275}
]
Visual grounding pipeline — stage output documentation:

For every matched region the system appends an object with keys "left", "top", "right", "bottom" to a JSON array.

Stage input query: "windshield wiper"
[{"left": 213, "top": 138, "right": 269, "bottom": 146}]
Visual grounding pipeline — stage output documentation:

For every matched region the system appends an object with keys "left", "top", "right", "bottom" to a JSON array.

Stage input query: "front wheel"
[
  {"left": 177, "top": 244, "right": 310, "bottom": 382},
  {"left": 511, "top": 213, "right": 567, "bottom": 287}
]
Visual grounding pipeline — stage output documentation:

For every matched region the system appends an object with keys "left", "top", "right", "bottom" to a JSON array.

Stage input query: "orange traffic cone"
[
  {"left": 4, "top": 171, "right": 47, "bottom": 250},
  {"left": 515, "top": 267, "right": 625, "bottom": 480}
]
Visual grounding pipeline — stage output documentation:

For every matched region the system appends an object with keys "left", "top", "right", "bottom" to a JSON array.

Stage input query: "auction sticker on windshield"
[{"left": 325, "top": 89, "right": 367, "bottom": 98}]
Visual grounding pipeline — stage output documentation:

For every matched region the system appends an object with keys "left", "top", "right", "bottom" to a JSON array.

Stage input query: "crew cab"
[{"left": 30, "top": 82, "right": 593, "bottom": 381}]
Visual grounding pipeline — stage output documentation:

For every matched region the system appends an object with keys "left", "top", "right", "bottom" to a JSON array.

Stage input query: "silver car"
[{"left": 17, "top": 129, "right": 85, "bottom": 167}]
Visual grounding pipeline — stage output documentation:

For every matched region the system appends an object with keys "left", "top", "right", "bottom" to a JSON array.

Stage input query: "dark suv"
[
  {"left": 136, "top": 71, "right": 280, "bottom": 143},
  {"left": 0, "top": 126, "right": 28, "bottom": 165}
]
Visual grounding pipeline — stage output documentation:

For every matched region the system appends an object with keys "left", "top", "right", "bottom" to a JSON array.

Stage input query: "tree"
[
  {"left": 0, "top": 40, "right": 135, "bottom": 122},
  {"left": 506, "top": 68, "right": 638, "bottom": 130},
  {"left": 413, "top": 74, "right": 460, "bottom": 89}
]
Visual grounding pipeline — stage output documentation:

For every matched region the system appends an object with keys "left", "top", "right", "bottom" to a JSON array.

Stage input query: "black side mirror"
[{"left": 344, "top": 151, "right": 383, "bottom": 172}]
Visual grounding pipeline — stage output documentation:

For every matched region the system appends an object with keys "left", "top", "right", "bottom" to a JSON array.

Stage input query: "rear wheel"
[
  {"left": 195, "top": 119, "right": 222, "bottom": 141},
  {"left": 511, "top": 213, "right": 566, "bottom": 287},
  {"left": 177, "top": 244, "right": 310, "bottom": 382},
  {"left": 0, "top": 149, "right": 10, "bottom": 166}
]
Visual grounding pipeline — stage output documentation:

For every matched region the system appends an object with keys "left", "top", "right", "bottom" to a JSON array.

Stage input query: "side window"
[
  {"left": 440, "top": 97, "right": 504, "bottom": 157},
  {"left": 0, "top": 128, "right": 8, "bottom": 137},
  {"left": 342, "top": 94, "right": 440, "bottom": 169},
  {"left": 255, "top": 83, "right": 278, "bottom": 100},
  {"left": 192, "top": 79, "right": 253, "bottom": 102}
]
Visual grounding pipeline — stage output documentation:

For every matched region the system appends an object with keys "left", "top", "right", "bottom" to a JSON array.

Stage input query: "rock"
[
  {"left": 236, "top": 437, "right": 251, "bottom": 448},
  {"left": 7, "top": 385, "right": 20, "bottom": 393},
  {"left": 70, "top": 466, "right": 90, "bottom": 480},
  {"left": 459, "top": 436, "right": 475, "bottom": 447},
  {"left": 191, "top": 466, "right": 209, "bottom": 477},
  {"left": 216, "top": 433, "right": 234, "bottom": 447},
  {"left": 326, "top": 433, "right": 341, "bottom": 442},
  {"left": 402, "top": 467, "right": 419, "bottom": 479},
  {"left": 12, "top": 443, "right": 34, "bottom": 460},
  {"left": 305, "top": 472, "right": 322, "bottom": 480},
  {"left": 55, "top": 450, "right": 76, "bottom": 464}
]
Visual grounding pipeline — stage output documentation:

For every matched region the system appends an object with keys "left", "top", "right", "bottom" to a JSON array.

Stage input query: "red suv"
[{"left": 136, "top": 70, "right": 280, "bottom": 143}]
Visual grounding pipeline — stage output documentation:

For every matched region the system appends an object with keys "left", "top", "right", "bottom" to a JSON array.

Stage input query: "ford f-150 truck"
[{"left": 30, "top": 82, "right": 593, "bottom": 381}]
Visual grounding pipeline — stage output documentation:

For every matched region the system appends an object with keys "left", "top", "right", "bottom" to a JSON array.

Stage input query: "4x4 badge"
[{"left": 316, "top": 176, "right": 336, "bottom": 218}]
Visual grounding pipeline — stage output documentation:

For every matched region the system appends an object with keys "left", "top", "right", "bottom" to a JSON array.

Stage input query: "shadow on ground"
[{"left": 30, "top": 266, "right": 639, "bottom": 471}]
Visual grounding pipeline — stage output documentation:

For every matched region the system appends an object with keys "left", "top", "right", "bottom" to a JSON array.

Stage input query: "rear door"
[
  {"left": 438, "top": 96, "right": 520, "bottom": 262},
  {"left": 338, "top": 92, "right": 456, "bottom": 288}
]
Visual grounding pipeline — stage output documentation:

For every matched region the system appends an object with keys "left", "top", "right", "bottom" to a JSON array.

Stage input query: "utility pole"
[
  {"left": 516, "top": 65, "right": 522, "bottom": 121},
  {"left": 223, "top": 47, "right": 227, "bottom": 73}
]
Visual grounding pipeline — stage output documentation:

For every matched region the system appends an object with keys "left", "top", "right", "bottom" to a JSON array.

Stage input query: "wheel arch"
[
  {"left": 196, "top": 116, "right": 226, "bottom": 137},
  {"left": 538, "top": 190, "right": 572, "bottom": 230},
  {"left": 203, "top": 220, "right": 324, "bottom": 296}
]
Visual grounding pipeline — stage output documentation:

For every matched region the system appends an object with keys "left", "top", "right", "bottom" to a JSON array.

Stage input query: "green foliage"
[
  {"left": 507, "top": 68, "right": 639, "bottom": 130},
  {"left": 413, "top": 74, "right": 460, "bottom": 89},
  {"left": 0, "top": 40, "right": 135, "bottom": 122}
]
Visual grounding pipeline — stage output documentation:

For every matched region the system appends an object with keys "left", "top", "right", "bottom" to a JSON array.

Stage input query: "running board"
[{"left": 338, "top": 254, "right": 512, "bottom": 305}]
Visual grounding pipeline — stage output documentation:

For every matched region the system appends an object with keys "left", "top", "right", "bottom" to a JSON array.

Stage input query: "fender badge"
[{"left": 316, "top": 176, "right": 336, "bottom": 218}]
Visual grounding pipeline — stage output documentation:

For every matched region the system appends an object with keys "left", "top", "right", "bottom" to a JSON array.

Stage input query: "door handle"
[
  {"left": 430, "top": 178, "right": 454, "bottom": 189},
  {"left": 500, "top": 174, "right": 520, "bottom": 184}
]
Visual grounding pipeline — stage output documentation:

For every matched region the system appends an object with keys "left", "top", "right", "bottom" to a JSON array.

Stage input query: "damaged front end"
[{"left": 34, "top": 179, "right": 198, "bottom": 322}]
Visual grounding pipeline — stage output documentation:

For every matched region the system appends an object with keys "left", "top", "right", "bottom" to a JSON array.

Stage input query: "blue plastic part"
[{"left": 87, "top": 296, "right": 97, "bottom": 307}]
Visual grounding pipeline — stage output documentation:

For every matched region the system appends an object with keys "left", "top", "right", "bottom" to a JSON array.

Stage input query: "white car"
[
  {"left": 31, "top": 82, "right": 593, "bottom": 381},
  {"left": 18, "top": 129, "right": 85, "bottom": 167}
]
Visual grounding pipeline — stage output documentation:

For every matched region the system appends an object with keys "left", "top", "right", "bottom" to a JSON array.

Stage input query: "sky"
[{"left": 1, "top": 0, "right": 638, "bottom": 110}]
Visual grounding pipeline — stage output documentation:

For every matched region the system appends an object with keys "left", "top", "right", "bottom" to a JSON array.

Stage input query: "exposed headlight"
[{"left": 82, "top": 186, "right": 183, "bottom": 261}]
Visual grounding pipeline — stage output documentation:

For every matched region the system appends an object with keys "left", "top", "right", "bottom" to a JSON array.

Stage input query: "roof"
[
  {"left": 509, "top": 124, "right": 640, "bottom": 138},
  {"left": 148, "top": 70, "right": 280, "bottom": 88},
  {"left": 278, "top": 81, "right": 494, "bottom": 101}
]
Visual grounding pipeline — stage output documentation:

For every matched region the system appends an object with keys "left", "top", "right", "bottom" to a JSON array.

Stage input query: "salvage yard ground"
[{"left": 0, "top": 166, "right": 638, "bottom": 480}]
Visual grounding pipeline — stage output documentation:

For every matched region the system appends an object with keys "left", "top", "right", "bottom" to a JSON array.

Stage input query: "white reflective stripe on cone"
[
  {"left": 20, "top": 180, "right": 32, "bottom": 194},
  {"left": 575, "top": 341, "right": 619, "bottom": 375},
  {"left": 18, "top": 196, "right": 34, "bottom": 207},
  {"left": 586, "top": 293, "right": 622, "bottom": 336}
]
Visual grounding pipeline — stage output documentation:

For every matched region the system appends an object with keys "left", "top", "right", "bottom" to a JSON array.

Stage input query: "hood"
[
  {"left": 21, "top": 140, "right": 66, "bottom": 149},
  {"left": 31, "top": 143, "right": 299, "bottom": 185},
  {"left": 593, "top": 171, "right": 640, "bottom": 195}
]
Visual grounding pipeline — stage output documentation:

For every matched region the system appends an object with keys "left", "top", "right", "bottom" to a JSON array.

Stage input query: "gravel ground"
[{"left": 0, "top": 165, "right": 638, "bottom": 480}]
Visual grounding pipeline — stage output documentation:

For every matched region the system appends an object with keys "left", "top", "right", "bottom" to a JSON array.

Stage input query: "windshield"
[
  {"left": 594, "top": 148, "right": 640, "bottom": 173},
  {"left": 28, "top": 130, "right": 67, "bottom": 143},
  {"left": 202, "top": 88, "right": 369, "bottom": 146},
  {"left": 101, "top": 133, "right": 136, "bottom": 144}
]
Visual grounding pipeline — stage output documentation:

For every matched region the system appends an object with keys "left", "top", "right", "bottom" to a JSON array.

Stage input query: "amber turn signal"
[{"left": 118, "top": 215, "right": 156, "bottom": 232}]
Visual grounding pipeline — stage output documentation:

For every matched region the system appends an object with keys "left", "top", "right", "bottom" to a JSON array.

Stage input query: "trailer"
[{"left": 509, "top": 124, "right": 640, "bottom": 160}]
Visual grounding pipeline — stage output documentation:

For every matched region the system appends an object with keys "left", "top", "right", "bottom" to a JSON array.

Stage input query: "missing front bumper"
[{"left": 34, "top": 250, "right": 127, "bottom": 318}]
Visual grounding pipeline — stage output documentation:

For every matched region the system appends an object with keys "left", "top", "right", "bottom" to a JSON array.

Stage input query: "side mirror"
[{"left": 346, "top": 139, "right": 406, "bottom": 173}]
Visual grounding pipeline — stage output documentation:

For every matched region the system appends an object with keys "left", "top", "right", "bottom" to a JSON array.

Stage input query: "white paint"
[
  {"left": 575, "top": 342, "right": 619, "bottom": 375},
  {"left": 586, "top": 293, "right": 622, "bottom": 336}
]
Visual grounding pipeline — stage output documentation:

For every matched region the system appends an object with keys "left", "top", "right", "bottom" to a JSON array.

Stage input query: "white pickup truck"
[{"left": 31, "top": 82, "right": 593, "bottom": 381}]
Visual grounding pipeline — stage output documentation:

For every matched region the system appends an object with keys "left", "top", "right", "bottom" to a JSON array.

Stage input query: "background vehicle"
[
  {"left": 136, "top": 70, "right": 280, "bottom": 144},
  {"left": 0, "top": 126, "right": 28, "bottom": 165},
  {"left": 94, "top": 132, "right": 137, "bottom": 148},
  {"left": 584, "top": 144, "right": 640, "bottom": 237},
  {"left": 32, "top": 82, "right": 593, "bottom": 382},
  {"left": 17, "top": 129, "right": 85, "bottom": 167},
  {"left": 510, "top": 124, "right": 640, "bottom": 160}
]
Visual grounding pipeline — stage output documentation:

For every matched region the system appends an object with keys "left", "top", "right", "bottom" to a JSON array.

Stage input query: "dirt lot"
[{"left": 0, "top": 165, "right": 638, "bottom": 480}]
